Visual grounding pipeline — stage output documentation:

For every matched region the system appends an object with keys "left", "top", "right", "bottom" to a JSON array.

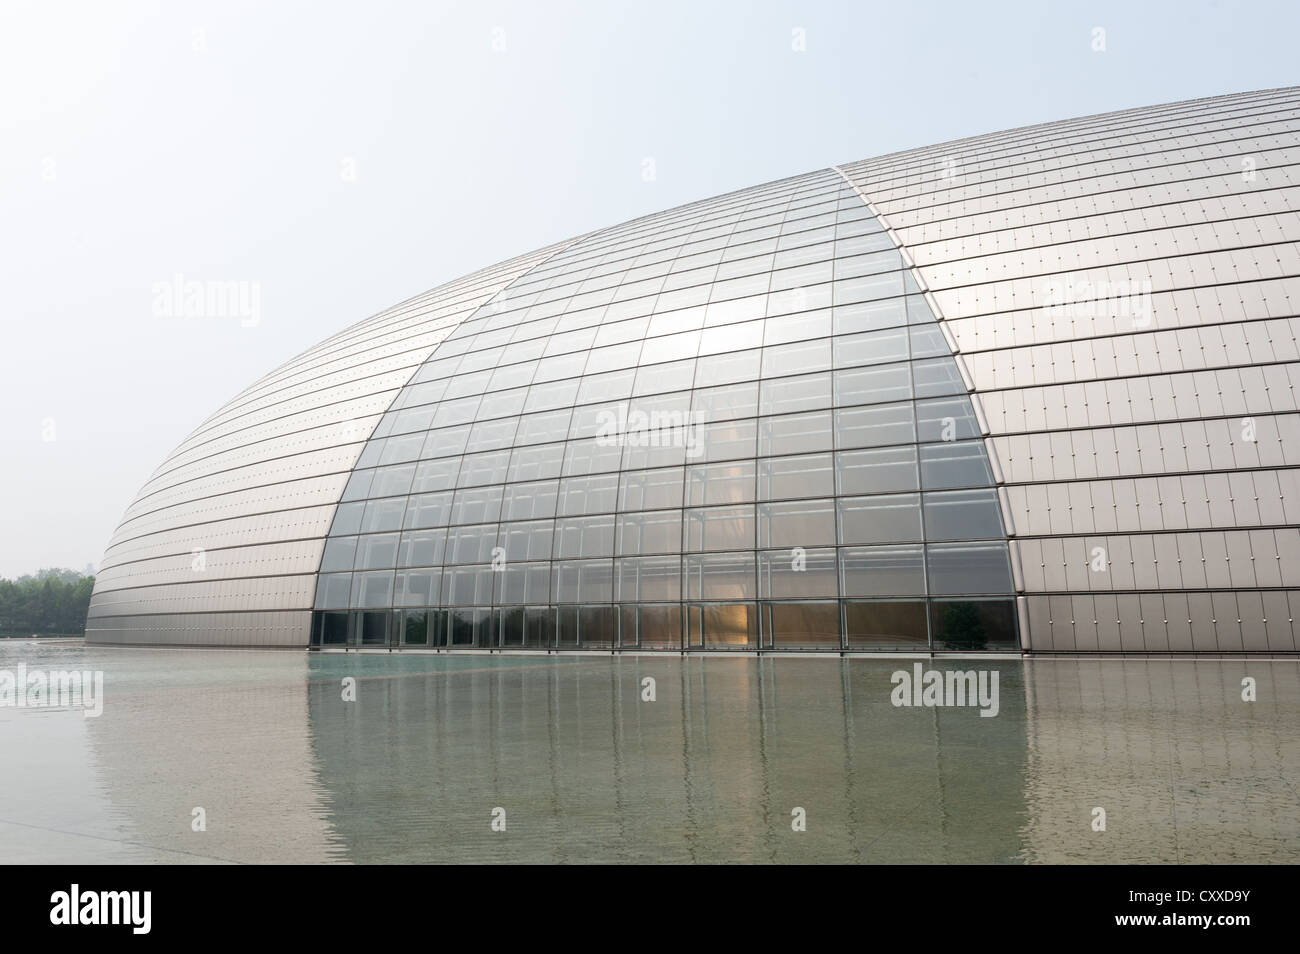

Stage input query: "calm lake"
[{"left": 1, "top": 640, "right": 1297, "bottom": 863}]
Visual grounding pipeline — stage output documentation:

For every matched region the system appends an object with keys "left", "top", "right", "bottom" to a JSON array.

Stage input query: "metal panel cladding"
[{"left": 90, "top": 87, "right": 1300, "bottom": 652}]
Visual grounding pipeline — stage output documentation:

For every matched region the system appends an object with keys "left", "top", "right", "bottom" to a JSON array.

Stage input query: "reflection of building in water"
[
  {"left": 85, "top": 655, "right": 338, "bottom": 863},
  {"left": 304, "top": 656, "right": 1027, "bottom": 863},
  {"left": 1020, "top": 659, "right": 1300, "bottom": 863}
]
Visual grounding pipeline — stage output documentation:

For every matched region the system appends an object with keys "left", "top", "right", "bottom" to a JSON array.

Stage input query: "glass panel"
[
  {"left": 445, "top": 524, "right": 498, "bottom": 564},
  {"left": 833, "top": 249, "right": 901, "bottom": 279},
  {"left": 449, "top": 485, "right": 504, "bottom": 525},
  {"left": 524, "top": 378, "right": 579, "bottom": 412},
  {"left": 758, "top": 410, "right": 833, "bottom": 456},
  {"left": 835, "top": 402, "right": 915, "bottom": 449},
  {"left": 557, "top": 473, "right": 620, "bottom": 516},
  {"left": 618, "top": 466, "right": 684, "bottom": 511},
  {"left": 833, "top": 297, "right": 907, "bottom": 335},
  {"left": 315, "top": 573, "right": 353, "bottom": 610},
  {"left": 834, "top": 362, "right": 912, "bottom": 406},
  {"left": 331, "top": 501, "right": 365, "bottom": 536},
  {"left": 615, "top": 556, "right": 681, "bottom": 601},
  {"left": 350, "top": 570, "right": 394, "bottom": 609},
  {"left": 578, "top": 605, "right": 617, "bottom": 648},
  {"left": 441, "top": 565, "right": 495, "bottom": 606},
  {"left": 447, "top": 607, "right": 493, "bottom": 647},
  {"left": 909, "top": 323, "right": 949, "bottom": 358},
  {"left": 684, "top": 551, "right": 756, "bottom": 599},
  {"left": 355, "top": 532, "right": 399, "bottom": 570},
  {"left": 834, "top": 327, "right": 909, "bottom": 368},
  {"left": 552, "top": 559, "right": 615, "bottom": 602},
  {"left": 757, "top": 452, "right": 834, "bottom": 500},
  {"left": 361, "top": 499, "right": 406, "bottom": 533},
  {"left": 919, "top": 441, "right": 994, "bottom": 489},
  {"left": 758, "top": 547, "right": 838, "bottom": 598},
  {"left": 844, "top": 600, "right": 928, "bottom": 650},
  {"left": 757, "top": 499, "right": 837, "bottom": 547},
  {"left": 838, "top": 494, "right": 923, "bottom": 544},
  {"left": 554, "top": 515, "right": 616, "bottom": 558},
  {"left": 689, "top": 602, "right": 758, "bottom": 649},
  {"left": 496, "top": 561, "right": 551, "bottom": 604},
  {"left": 840, "top": 545, "right": 926, "bottom": 597},
  {"left": 497, "top": 519, "right": 554, "bottom": 561},
  {"left": 764, "top": 601, "right": 840, "bottom": 649},
  {"left": 623, "top": 604, "right": 682, "bottom": 649},
  {"left": 320, "top": 536, "right": 358, "bottom": 572},
  {"left": 697, "top": 419, "right": 757, "bottom": 462},
  {"left": 371, "top": 463, "right": 416, "bottom": 498},
  {"left": 926, "top": 542, "right": 1014, "bottom": 595},
  {"left": 457, "top": 449, "right": 511, "bottom": 486},
  {"left": 616, "top": 509, "right": 683, "bottom": 555},
  {"left": 340, "top": 469, "right": 374, "bottom": 503},
  {"left": 514, "top": 408, "right": 572, "bottom": 444},
  {"left": 358, "top": 610, "right": 390, "bottom": 647},
  {"left": 411, "top": 457, "right": 461, "bottom": 493},
  {"left": 379, "top": 432, "right": 426, "bottom": 465},
  {"left": 836, "top": 446, "right": 918, "bottom": 495},
  {"left": 929, "top": 599, "right": 1018, "bottom": 651},
  {"left": 834, "top": 271, "right": 904, "bottom": 305},
  {"left": 562, "top": 437, "right": 625, "bottom": 477},
  {"left": 476, "top": 388, "right": 528, "bottom": 420},
  {"left": 522, "top": 606, "right": 555, "bottom": 648},
  {"left": 465, "top": 418, "right": 520, "bottom": 453},
  {"left": 759, "top": 372, "right": 833, "bottom": 416},
  {"left": 761, "top": 338, "right": 832, "bottom": 377},
  {"left": 633, "top": 357, "right": 696, "bottom": 396},
  {"left": 685, "top": 460, "right": 756, "bottom": 506},
  {"left": 683, "top": 505, "right": 755, "bottom": 551},
  {"left": 404, "top": 491, "right": 453, "bottom": 529},
  {"left": 915, "top": 396, "right": 980, "bottom": 442},
  {"left": 501, "top": 480, "right": 559, "bottom": 520},
  {"left": 922, "top": 489, "right": 1004, "bottom": 541},
  {"left": 395, "top": 568, "right": 440, "bottom": 606},
  {"left": 420, "top": 424, "right": 471, "bottom": 459},
  {"left": 507, "top": 442, "right": 565, "bottom": 481},
  {"left": 691, "top": 381, "right": 759, "bottom": 421},
  {"left": 911, "top": 357, "right": 965, "bottom": 397},
  {"left": 317, "top": 611, "right": 349, "bottom": 646},
  {"left": 497, "top": 606, "right": 526, "bottom": 647}
]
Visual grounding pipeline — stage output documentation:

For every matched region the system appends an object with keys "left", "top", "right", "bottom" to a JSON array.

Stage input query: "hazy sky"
[{"left": 1, "top": 0, "right": 1297, "bottom": 579}]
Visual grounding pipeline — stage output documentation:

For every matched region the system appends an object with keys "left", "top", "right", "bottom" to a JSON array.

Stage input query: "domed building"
[{"left": 87, "top": 87, "right": 1300, "bottom": 653}]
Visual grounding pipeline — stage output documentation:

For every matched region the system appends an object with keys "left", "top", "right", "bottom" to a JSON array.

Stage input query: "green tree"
[{"left": 0, "top": 569, "right": 96, "bottom": 636}]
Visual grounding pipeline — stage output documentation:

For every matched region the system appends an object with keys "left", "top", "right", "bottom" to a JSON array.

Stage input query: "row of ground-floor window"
[{"left": 309, "top": 598, "right": 1018, "bottom": 651}]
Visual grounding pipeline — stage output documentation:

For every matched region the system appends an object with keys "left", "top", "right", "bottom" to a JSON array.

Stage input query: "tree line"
[{"left": 0, "top": 568, "right": 95, "bottom": 636}]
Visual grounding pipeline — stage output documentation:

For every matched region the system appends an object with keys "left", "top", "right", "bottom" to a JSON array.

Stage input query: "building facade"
[{"left": 87, "top": 87, "right": 1300, "bottom": 652}]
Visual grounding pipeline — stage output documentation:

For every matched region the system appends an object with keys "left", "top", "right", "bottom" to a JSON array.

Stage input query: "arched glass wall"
[{"left": 310, "top": 170, "right": 1017, "bottom": 651}]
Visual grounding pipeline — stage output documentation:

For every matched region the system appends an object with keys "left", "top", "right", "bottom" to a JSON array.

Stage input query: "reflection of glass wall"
[
  {"left": 312, "top": 170, "right": 1015, "bottom": 652},
  {"left": 303, "top": 655, "right": 1029, "bottom": 863}
]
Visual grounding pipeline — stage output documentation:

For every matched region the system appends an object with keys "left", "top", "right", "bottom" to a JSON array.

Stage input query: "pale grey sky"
[{"left": 1, "top": 0, "right": 1297, "bottom": 578}]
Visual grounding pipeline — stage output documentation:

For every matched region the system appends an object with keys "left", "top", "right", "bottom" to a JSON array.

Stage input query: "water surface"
[{"left": 1, "top": 641, "right": 1296, "bottom": 863}]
